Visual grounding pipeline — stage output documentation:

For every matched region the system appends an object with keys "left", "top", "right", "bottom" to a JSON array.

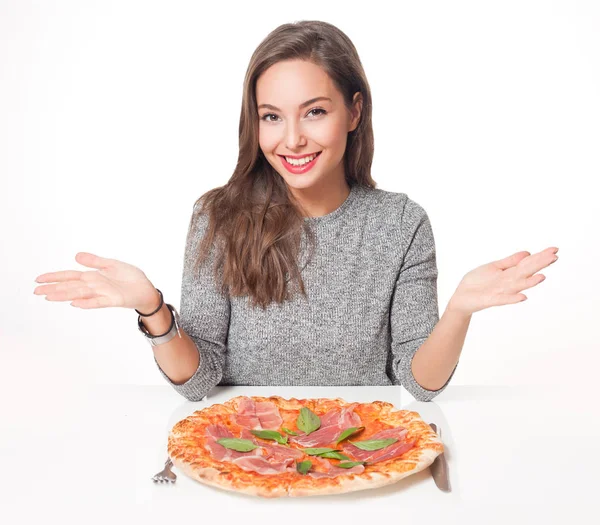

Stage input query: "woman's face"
[{"left": 256, "top": 59, "right": 361, "bottom": 194}]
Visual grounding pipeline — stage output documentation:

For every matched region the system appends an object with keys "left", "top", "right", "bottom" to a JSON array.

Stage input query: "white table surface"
[{"left": 3, "top": 383, "right": 597, "bottom": 524}]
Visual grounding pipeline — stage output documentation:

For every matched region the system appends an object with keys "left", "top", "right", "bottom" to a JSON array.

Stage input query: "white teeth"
[{"left": 284, "top": 153, "right": 318, "bottom": 166}]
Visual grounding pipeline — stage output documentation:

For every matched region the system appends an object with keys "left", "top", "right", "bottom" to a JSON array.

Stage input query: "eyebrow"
[{"left": 257, "top": 96, "right": 332, "bottom": 111}]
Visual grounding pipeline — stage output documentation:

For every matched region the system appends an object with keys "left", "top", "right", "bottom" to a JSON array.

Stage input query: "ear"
[{"left": 348, "top": 91, "right": 363, "bottom": 132}]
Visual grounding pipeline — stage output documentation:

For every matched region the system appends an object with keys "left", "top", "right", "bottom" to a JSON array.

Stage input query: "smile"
[{"left": 278, "top": 151, "right": 322, "bottom": 174}]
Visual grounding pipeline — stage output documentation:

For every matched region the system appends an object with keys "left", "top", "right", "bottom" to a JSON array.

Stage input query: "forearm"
[
  {"left": 410, "top": 302, "right": 472, "bottom": 391},
  {"left": 140, "top": 294, "right": 200, "bottom": 385}
]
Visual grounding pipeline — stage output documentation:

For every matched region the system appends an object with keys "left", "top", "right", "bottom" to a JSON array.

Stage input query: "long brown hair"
[{"left": 191, "top": 20, "right": 376, "bottom": 310}]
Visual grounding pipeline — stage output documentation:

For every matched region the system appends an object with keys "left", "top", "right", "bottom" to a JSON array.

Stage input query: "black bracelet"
[
  {"left": 135, "top": 288, "right": 164, "bottom": 317},
  {"left": 138, "top": 303, "right": 176, "bottom": 338}
]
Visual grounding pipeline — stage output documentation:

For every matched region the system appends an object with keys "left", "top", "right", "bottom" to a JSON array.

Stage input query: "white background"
[{"left": 2, "top": 0, "right": 598, "bottom": 395}]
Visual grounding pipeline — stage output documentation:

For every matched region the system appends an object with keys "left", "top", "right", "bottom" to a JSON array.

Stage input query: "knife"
[{"left": 428, "top": 422, "right": 451, "bottom": 492}]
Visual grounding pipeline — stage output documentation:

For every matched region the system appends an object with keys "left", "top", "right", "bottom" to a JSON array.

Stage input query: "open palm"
[
  {"left": 34, "top": 252, "right": 158, "bottom": 311},
  {"left": 448, "top": 247, "right": 559, "bottom": 315}
]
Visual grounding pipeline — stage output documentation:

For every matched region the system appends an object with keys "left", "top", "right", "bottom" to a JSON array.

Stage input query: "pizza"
[{"left": 167, "top": 395, "right": 443, "bottom": 498}]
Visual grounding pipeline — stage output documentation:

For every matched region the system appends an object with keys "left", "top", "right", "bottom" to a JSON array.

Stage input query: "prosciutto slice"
[
  {"left": 340, "top": 426, "right": 415, "bottom": 464},
  {"left": 307, "top": 455, "right": 365, "bottom": 478},
  {"left": 203, "top": 424, "right": 266, "bottom": 461},
  {"left": 232, "top": 455, "right": 295, "bottom": 474},
  {"left": 288, "top": 403, "right": 363, "bottom": 448},
  {"left": 231, "top": 397, "right": 284, "bottom": 430},
  {"left": 239, "top": 428, "right": 304, "bottom": 461},
  {"left": 207, "top": 427, "right": 304, "bottom": 476}
]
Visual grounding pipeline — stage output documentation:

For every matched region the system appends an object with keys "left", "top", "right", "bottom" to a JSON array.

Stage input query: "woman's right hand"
[{"left": 33, "top": 252, "right": 161, "bottom": 312}]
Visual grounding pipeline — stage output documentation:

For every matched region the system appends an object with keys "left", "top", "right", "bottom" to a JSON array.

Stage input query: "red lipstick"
[{"left": 278, "top": 151, "right": 322, "bottom": 175}]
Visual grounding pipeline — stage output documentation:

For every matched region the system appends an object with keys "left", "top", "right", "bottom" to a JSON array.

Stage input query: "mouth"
[{"left": 277, "top": 151, "right": 322, "bottom": 175}]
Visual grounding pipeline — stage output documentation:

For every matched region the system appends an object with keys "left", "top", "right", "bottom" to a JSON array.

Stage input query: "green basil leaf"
[
  {"left": 296, "top": 407, "right": 321, "bottom": 435},
  {"left": 296, "top": 460, "right": 312, "bottom": 475},
  {"left": 216, "top": 438, "right": 258, "bottom": 452},
  {"left": 282, "top": 427, "right": 299, "bottom": 436},
  {"left": 303, "top": 447, "right": 339, "bottom": 456},
  {"left": 348, "top": 438, "right": 398, "bottom": 451},
  {"left": 318, "top": 451, "right": 351, "bottom": 461},
  {"left": 250, "top": 429, "right": 288, "bottom": 445},
  {"left": 335, "top": 426, "right": 365, "bottom": 445},
  {"left": 337, "top": 461, "right": 366, "bottom": 469}
]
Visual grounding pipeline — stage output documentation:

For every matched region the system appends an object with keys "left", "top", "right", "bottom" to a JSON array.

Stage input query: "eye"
[
  {"left": 260, "top": 113, "right": 280, "bottom": 122},
  {"left": 307, "top": 108, "right": 327, "bottom": 117}
]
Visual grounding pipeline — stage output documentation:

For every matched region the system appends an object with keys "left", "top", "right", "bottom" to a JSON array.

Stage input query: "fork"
[{"left": 151, "top": 457, "right": 177, "bottom": 483}]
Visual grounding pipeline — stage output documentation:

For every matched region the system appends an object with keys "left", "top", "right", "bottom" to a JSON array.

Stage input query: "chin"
[
  {"left": 279, "top": 169, "right": 322, "bottom": 187},
  {"left": 284, "top": 178, "right": 320, "bottom": 192}
]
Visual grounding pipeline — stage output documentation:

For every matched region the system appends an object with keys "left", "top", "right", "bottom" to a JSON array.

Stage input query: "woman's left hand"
[{"left": 447, "top": 247, "right": 559, "bottom": 316}]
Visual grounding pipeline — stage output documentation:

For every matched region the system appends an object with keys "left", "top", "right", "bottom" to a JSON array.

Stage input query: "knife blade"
[{"left": 429, "top": 422, "right": 451, "bottom": 492}]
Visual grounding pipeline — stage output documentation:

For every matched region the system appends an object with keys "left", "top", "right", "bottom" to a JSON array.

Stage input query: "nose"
[{"left": 284, "top": 120, "right": 307, "bottom": 150}]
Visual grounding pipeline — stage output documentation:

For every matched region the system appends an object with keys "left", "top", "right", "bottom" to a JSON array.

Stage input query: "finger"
[
  {"left": 495, "top": 251, "right": 530, "bottom": 271},
  {"left": 34, "top": 280, "right": 86, "bottom": 296},
  {"left": 44, "top": 287, "right": 98, "bottom": 302},
  {"left": 35, "top": 270, "right": 84, "bottom": 283},
  {"left": 520, "top": 273, "right": 546, "bottom": 291},
  {"left": 75, "top": 252, "right": 112, "bottom": 270},
  {"left": 498, "top": 293, "right": 528, "bottom": 305},
  {"left": 518, "top": 248, "right": 558, "bottom": 277},
  {"left": 36, "top": 252, "right": 112, "bottom": 283},
  {"left": 71, "top": 295, "right": 114, "bottom": 309},
  {"left": 505, "top": 269, "right": 547, "bottom": 294}
]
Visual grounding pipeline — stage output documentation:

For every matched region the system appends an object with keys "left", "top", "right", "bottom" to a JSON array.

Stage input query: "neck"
[{"left": 291, "top": 177, "right": 351, "bottom": 218}]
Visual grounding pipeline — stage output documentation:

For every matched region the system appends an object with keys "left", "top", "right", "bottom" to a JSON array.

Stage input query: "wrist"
[
  {"left": 136, "top": 288, "right": 162, "bottom": 316},
  {"left": 446, "top": 296, "right": 474, "bottom": 319}
]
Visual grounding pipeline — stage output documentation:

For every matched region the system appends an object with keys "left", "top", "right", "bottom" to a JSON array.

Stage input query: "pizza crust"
[
  {"left": 287, "top": 449, "right": 439, "bottom": 497},
  {"left": 167, "top": 395, "right": 443, "bottom": 498},
  {"left": 171, "top": 457, "right": 289, "bottom": 498}
]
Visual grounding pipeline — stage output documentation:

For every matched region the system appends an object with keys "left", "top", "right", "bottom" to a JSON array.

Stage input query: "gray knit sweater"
[{"left": 154, "top": 183, "right": 457, "bottom": 402}]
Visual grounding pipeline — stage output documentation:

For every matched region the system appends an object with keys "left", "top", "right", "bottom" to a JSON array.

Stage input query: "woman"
[{"left": 33, "top": 20, "right": 558, "bottom": 402}]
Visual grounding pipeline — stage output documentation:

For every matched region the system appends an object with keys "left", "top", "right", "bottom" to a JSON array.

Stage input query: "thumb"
[{"left": 75, "top": 252, "right": 111, "bottom": 269}]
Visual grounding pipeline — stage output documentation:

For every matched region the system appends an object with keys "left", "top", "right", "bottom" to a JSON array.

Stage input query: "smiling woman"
[{"left": 148, "top": 20, "right": 462, "bottom": 402}]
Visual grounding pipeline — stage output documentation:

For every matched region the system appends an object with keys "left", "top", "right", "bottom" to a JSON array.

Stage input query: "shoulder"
[
  {"left": 188, "top": 201, "right": 209, "bottom": 236},
  {"left": 358, "top": 186, "right": 431, "bottom": 226}
]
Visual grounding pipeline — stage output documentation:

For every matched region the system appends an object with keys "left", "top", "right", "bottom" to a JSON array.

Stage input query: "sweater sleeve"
[
  {"left": 387, "top": 196, "right": 457, "bottom": 401},
  {"left": 153, "top": 203, "right": 230, "bottom": 401}
]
